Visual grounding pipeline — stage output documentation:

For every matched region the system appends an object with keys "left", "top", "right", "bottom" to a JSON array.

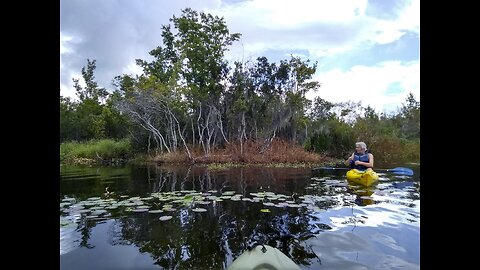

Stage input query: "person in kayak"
[{"left": 345, "top": 142, "right": 374, "bottom": 171}]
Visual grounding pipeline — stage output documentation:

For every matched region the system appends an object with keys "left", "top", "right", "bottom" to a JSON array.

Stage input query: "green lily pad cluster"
[
  {"left": 60, "top": 182, "right": 345, "bottom": 227},
  {"left": 59, "top": 174, "right": 377, "bottom": 228}
]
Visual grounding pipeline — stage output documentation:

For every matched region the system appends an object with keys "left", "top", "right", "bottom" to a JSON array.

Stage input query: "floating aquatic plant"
[
  {"left": 132, "top": 208, "right": 149, "bottom": 213},
  {"left": 59, "top": 180, "right": 344, "bottom": 229}
]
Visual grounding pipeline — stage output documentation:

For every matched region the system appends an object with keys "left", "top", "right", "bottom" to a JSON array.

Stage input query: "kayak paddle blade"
[{"left": 388, "top": 167, "right": 414, "bottom": 176}]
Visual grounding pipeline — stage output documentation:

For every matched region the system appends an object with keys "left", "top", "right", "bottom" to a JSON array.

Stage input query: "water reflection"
[{"left": 60, "top": 164, "right": 420, "bottom": 270}]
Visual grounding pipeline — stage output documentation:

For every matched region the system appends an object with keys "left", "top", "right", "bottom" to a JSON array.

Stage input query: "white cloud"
[
  {"left": 394, "top": 0, "right": 420, "bottom": 33},
  {"left": 60, "top": 33, "right": 73, "bottom": 55},
  {"left": 121, "top": 62, "right": 144, "bottom": 78},
  {"left": 60, "top": 72, "right": 83, "bottom": 100},
  {"left": 307, "top": 60, "right": 420, "bottom": 113},
  {"left": 215, "top": 0, "right": 368, "bottom": 29},
  {"left": 368, "top": 29, "right": 406, "bottom": 45},
  {"left": 366, "top": 0, "right": 419, "bottom": 45},
  {"left": 211, "top": 0, "right": 418, "bottom": 59}
]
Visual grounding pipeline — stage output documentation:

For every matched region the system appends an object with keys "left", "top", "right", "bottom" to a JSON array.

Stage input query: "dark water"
[{"left": 60, "top": 163, "right": 420, "bottom": 270}]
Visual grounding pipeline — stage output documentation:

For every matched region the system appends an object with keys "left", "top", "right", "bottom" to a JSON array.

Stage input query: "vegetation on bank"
[
  {"left": 60, "top": 138, "right": 337, "bottom": 166},
  {"left": 154, "top": 139, "right": 335, "bottom": 165},
  {"left": 60, "top": 139, "right": 132, "bottom": 165},
  {"left": 60, "top": 8, "right": 419, "bottom": 167}
]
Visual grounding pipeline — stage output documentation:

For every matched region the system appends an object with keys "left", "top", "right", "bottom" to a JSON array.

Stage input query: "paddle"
[{"left": 312, "top": 166, "right": 414, "bottom": 176}]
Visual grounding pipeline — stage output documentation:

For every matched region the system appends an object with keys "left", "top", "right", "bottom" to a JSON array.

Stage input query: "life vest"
[{"left": 351, "top": 151, "right": 370, "bottom": 171}]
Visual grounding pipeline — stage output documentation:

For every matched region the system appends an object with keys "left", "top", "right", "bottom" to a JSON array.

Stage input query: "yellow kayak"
[{"left": 346, "top": 169, "right": 379, "bottom": 186}]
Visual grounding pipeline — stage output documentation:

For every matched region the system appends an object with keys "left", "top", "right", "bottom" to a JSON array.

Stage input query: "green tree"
[
  {"left": 399, "top": 92, "right": 420, "bottom": 139},
  {"left": 73, "top": 59, "right": 108, "bottom": 103},
  {"left": 60, "top": 95, "right": 78, "bottom": 142},
  {"left": 68, "top": 59, "right": 110, "bottom": 140},
  {"left": 128, "top": 8, "right": 241, "bottom": 156}
]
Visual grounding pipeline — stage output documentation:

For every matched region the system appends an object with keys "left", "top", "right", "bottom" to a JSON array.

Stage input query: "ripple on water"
[{"left": 60, "top": 226, "right": 78, "bottom": 255}]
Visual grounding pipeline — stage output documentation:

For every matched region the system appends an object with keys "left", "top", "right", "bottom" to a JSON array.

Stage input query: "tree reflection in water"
[
  {"left": 98, "top": 165, "right": 335, "bottom": 269},
  {"left": 62, "top": 164, "right": 415, "bottom": 269}
]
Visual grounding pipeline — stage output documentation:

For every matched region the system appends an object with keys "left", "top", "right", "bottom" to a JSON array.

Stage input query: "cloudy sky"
[{"left": 60, "top": 0, "right": 419, "bottom": 114}]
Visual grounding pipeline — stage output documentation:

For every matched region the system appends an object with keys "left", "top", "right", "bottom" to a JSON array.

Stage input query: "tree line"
[{"left": 60, "top": 8, "right": 419, "bottom": 164}]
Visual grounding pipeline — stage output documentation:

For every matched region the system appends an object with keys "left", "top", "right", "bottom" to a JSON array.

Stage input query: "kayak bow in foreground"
[{"left": 227, "top": 244, "right": 300, "bottom": 270}]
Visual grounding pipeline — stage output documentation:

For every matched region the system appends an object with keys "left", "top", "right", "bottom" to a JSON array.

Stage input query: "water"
[{"left": 60, "top": 163, "right": 420, "bottom": 270}]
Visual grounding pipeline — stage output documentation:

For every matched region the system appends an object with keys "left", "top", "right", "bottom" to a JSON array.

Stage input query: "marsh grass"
[{"left": 60, "top": 139, "right": 132, "bottom": 164}]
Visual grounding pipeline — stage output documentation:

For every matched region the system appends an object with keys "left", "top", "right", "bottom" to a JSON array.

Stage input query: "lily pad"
[
  {"left": 60, "top": 203, "right": 71, "bottom": 208},
  {"left": 196, "top": 201, "right": 211, "bottom": 205},
  {"left": 159, "top": 216, "right": 173, "bottom": 221},
  {"left": 132, "top": 208, "right": 149, "bottom": 213},
  {"left": 260, "top": 209, "right": 271, "bottom": 213},
  {"left": 192, "top": 208, "right": 207, "bottom": 212},
  {"left": 91, "top": 210, "right": 108, "bottom": 215}
]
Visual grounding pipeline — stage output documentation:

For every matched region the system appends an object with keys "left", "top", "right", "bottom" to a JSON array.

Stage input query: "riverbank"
[{"left": 60, "top": 139, "right": 339, "bottom": 167}]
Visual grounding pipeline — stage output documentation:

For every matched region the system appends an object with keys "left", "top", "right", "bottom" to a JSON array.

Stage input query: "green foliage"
[
  {"left": 136, "top": 7, "right": 241, "bottom": 108},
  {"left": 368, "top": 136, "right": 420, "bottom": 165},
  {"left": 60, "top": 139, "right": 132, "bottom": 163},
  {"left": 61, "top": 60, "right": 130, "bottom": 142},
  {"left": 305, "top": 119, "right": 355, "bottom": 157},
  {"left": 73, "top": 59, "right": 108, "bottom": 102},
  {"left": 305, "top": 93, "right": 420, "bottom": 164},
  {"left": 399, "top": 92, "right": 420, "bottom": 139},
  {"left": 60, "top": 96, "right": 78, "bottom": 142}
]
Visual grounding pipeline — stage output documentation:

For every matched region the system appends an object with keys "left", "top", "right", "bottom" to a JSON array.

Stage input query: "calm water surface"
[{"left": 60, "top": 163, "right": 420, "bottom": 270}]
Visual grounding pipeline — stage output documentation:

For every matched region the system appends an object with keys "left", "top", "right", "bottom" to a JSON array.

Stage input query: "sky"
[{"left": 60, "top": 0, "right": 419, "bottom": 114}]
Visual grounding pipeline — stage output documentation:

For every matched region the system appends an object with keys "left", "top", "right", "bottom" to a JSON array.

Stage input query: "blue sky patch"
[
  {"left": 365, "top": 0, "right": 408, "bottom": 20},
  {"left": 385, "top": 82, "right": 404, "bottom": 96},
  {"left": 317, "top": 32, "right": 419, "bottom": 72}
]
